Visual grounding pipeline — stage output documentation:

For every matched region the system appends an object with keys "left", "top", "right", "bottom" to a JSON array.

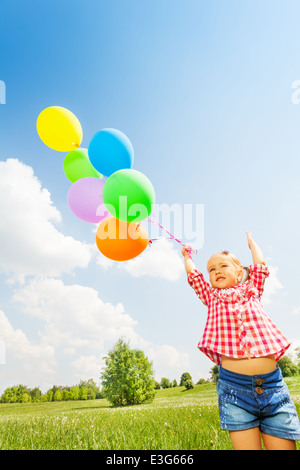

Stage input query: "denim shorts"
[{"left": 217, "top": 366, "right": 300, "bottom": 440}]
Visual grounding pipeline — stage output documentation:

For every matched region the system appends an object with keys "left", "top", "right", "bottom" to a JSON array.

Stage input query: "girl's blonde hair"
[{"left": 220, "top": 250, "right": 250, "bottom": 284}]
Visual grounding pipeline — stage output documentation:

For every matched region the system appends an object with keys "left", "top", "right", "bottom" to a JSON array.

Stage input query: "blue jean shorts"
[{"left": 217, "top": 366, "right": 300, "bottom": 440}]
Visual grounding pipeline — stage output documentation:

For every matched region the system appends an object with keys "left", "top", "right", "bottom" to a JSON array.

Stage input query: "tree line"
[
  {"left": 0, "top": 379, "right": 103, "bottom": 404},
  {"left": 1, "top": 340, "right": 299, "bottom": 406},
  {"left": 0, "top": 373, "right": 211, "bottom": 405},
  {"left": 156, "top": 372, "right": 210, "bottom": 390}
]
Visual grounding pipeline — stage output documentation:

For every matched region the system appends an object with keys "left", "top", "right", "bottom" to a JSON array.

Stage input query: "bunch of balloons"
[{"left": 36, "top": 106, "right": 155, "bottom": 261}]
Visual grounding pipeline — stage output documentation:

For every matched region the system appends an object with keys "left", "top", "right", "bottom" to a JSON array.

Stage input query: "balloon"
[
  {"left": 67, "top": 177, "right": 108, "bottom": 223},
  {"left": 37, "top": 106, "right": 83, "bottom": 152},
  {"left": 103, "top": 169, "right": 155, "bottom": 223},
  {"left": 88, "top": 128, "right": 134, "bottom": 177},
  {"left": 95, "top": 216, "right": 149, "bottom": 261},
  {"left": 63, "top": 148, "right": 102, "bottom": 182}
]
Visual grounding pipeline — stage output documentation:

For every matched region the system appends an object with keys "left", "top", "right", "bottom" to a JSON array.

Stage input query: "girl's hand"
[
  {"left": 246, "top": 232, "right": 265, "bottom": 265},
  {"left": 182, "top": 245, "right": 196, "bottom": 274},
  {"left": 182, "top": 245, "right": 193, "bottom": 258},
  {"left": 246, "top": 232, "right": 254, "bottom": 249}
]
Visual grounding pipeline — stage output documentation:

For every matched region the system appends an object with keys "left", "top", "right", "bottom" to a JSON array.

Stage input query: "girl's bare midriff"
[{"left": 221, "top": 354, "right": 277, "bottom": 375}]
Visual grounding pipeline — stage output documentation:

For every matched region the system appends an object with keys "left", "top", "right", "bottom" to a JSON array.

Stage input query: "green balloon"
[
  {"left": 63, "top": 148, "right": 102, "bottom": 182},
  {"left": 103, "top": 169, "right": 155, "bottom": 223}
]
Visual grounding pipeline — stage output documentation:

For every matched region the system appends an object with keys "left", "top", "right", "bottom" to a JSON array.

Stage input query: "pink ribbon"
[{"left": 147, "top": 216, "right": 197, "bottom": 257}]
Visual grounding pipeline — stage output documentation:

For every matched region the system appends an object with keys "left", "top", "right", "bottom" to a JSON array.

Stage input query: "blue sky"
[{"left": 0, "top": 0, "right": 300, "bottom": 393}]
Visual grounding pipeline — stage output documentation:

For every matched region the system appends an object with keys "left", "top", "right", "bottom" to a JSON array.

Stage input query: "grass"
[{"left": 0, "top": 379, "right": 299, "bottom": 450}]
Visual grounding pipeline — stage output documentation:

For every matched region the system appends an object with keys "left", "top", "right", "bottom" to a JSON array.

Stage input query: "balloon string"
[
  {"left": 130, "top": 217, "right": 197, "bottom": 257},
  {"left": 147, "top": 216, "right": 197, "bottom": 256},
  {"left": 147, "top": 216, "right": 185, "bottom": 246}
]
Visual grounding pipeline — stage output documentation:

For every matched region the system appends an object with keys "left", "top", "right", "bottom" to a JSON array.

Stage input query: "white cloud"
[
  {"left": 292, "top": 306, "right": 300, "bottom": 316},
  {"left": 263, "top": 265, "right": 284, "bottom": 304},
  {"left": 72, "top": 355, "right": 106, "bottom": 382},
  {"left": 0, "top": 309, "right": 56, "bottom": 389},
  {"left": 146, "top": 343, "right": 191, "bottom": 382},
  {"left": 64, "top": 347, "right": 76, "bottom": 355},
  {"left": 0, "top": 158, "right": 92, "bottom": 282},
  {"left": 13, "top": 277, "right": 139, "bottom": 350},
  {"left": 9, "top": 277, "right": 194, "bottom": 387},
  {"left": 0, "top": 310, "right": 55, "bottom": 364},
  {"left": 119, "top": 238, "right": 184, "bottom": 281},
  {"left": 95, "top": 249, "right": 115, "bottom": 270},
  {"left": 285, "top": 339, "right": 300, "bottom": 362}
]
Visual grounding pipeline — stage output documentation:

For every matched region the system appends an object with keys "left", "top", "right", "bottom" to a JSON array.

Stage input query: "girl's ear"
[
  {"left": 237, "top": 268, "right": 244, "bottom": 283},
  {"left": 239, "top": 267, "right": 250, "bottom": 284}
]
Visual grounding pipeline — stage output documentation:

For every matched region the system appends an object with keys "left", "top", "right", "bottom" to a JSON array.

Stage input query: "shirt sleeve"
[
  {"left": 187, "top": 269, "right": 211, "bottom": 306},
  {"left": 249, "top": 264, "right": 270, "bottom": 298}
]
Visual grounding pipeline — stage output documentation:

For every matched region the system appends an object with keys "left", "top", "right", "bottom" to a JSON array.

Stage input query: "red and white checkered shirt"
[{"left": 188, "top": 264, "right": 290, "bottom": 365}]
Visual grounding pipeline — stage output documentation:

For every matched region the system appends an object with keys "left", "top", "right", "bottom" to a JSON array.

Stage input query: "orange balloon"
[{"left": 96, "top": 217, "right": 149, "bottom": 261}]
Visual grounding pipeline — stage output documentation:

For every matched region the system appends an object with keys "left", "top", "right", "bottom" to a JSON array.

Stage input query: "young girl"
[{"left": 182, "top": 232, "right": 300, "bottom": 450}]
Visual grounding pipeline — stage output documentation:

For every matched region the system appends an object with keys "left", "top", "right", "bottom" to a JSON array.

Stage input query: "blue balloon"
[{"left": 88, "top": 128, "right": 134, "bottom": 177}]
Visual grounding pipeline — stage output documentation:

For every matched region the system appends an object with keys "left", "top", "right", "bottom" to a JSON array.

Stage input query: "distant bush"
[
  {"left": 179, "top": 372, "right": 192, "bottom": 386},
  {"left": 184, "top": 379, "right": 194, "bottom": 390}
]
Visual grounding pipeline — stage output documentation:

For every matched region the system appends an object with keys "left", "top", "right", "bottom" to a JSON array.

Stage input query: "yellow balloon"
[{"left": 36, "top": 106, "right": 83, "bottom": 152}]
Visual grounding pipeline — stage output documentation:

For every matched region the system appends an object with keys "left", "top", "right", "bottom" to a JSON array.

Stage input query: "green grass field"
[{"left": 0, "top": 378, "right": 299, "bottom": 450}]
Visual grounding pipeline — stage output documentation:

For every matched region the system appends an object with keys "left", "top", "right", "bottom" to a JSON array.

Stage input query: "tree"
[
  {"left": 1, "top": 388, "right": 14, "bottom": 403},
  {"left": 62, "top": 390, "right": 70, "bottom": 400},
  {"left": 100, "top": 338, "right": 156, "bottom": 406},
  {"left": 79, "top": 387, "right": 88, "bottom": 400},
  {"left": 184, "top": 379, "right": 194, "bottom": 390},
  {"left": 0, "top": 385, "right": 32, "bottom": 403},
  {"left": 70, "top": 386, "right": 80, "bottom": 400},
  {"left": 210, "top": 365, "right": 219, "bottom": 382},
  {"left": 278, "top": 356, "right": 298, "bottom": 377},
  {"left": 30, "top": 387, "right": 42, "bottom": 402},
  {"left": 179, "top": 372, "right": 192, "bottom": 386},
  {"left": 78, "top": 379, "right": 101, "bottom": 398},
  {"left": 49, "top": 385, "right": 62, "bottom": 401},
  {"left": 54, "top": 390, "right": 62, "bottom": 401},
  {"left": 154, "top": 381, "right": 161, "bottom": 390},
  {"left": 21, "top": 393, "right": 30, "bottom": 403},
  {"left": 295, "top": 348, "right": 300, "bottom": 374},
  {"left": 197, "top": 378, "right": 209, "bottom": 385},
  {"left": 160, "top": 377, "right": 171, "bottom": 389}
]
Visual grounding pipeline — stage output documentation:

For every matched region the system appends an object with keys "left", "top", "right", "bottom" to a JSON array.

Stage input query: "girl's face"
[{"left": 207, "top": 254, "right": 243, "bottom": 289}]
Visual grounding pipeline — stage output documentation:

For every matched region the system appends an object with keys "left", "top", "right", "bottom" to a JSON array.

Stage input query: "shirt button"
[{"left": 255, "top": 387, "right": 263, "bottom": 395}]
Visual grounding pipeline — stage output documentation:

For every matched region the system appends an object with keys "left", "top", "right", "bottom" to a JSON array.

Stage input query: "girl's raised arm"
[
  {"left": 182, "top": 246, "right": 196, "bottom": 274},
  {"left": 246, "top": 232, "right": 265, "bottom": 265}
]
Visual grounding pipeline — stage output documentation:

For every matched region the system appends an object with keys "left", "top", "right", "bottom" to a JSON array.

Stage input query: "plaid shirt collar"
[{"left": 211, "top": 281, "right": 259, "bottom": 303}]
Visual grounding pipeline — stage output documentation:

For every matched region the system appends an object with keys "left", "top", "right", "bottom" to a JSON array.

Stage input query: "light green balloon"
[
  {"left": 63, "top": 148, "right": 102, "bottom": 182},
  {"left": 103, "top": 169, "right": 155, "bottom": 223}
]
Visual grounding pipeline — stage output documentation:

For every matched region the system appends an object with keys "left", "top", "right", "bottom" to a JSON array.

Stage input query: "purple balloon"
[{"left": 67, "top": 177, "right": 109, "bottom": 223}]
